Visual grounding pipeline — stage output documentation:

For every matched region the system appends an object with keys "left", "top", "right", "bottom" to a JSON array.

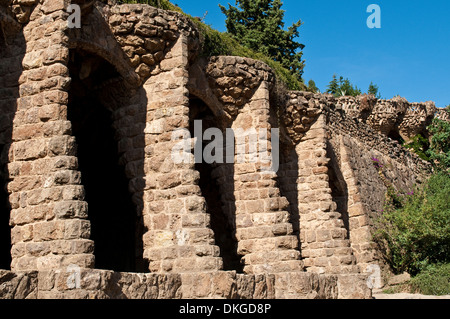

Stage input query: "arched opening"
[
  {"left": 189, "top": 95, "right": 243, "bottom": 272},
  {"left": 0, "top": 144, "right": 11, "bottom": 270},
  {"left": 67, "top": 49, "right": 141, "bottom": 272}
]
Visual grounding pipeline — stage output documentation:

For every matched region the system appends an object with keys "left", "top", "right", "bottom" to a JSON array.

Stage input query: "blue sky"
[{"left": 174, "top": 0, "right": 449, "bottom": 108}]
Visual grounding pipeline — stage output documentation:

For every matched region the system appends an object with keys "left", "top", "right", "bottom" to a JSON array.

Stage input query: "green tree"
[
  {"left": 307, "top": 79, "right": 319, "bottom": 93},
  {"left": 326, "top": 74, "right": 361, "bottom": 97},
  {"left": 326, "top": 74, "right": 339, "bottom": 95},
  {"left": 339, "top": 77, "right": 361, "bottom": 97},
  {"left": 368, "top": 82, "right": 381, "bottom": 99},
  {"left": 219, "top": 0, "right": 305, "bottom": 81}
]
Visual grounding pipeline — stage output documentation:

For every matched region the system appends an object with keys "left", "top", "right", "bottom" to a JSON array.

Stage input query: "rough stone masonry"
[{"left": 0, "top": 0, "right": 446, "bottom": 299}]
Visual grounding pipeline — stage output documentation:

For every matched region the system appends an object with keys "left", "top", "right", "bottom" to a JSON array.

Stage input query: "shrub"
[
  {"left": 427, "top": 118, "right": 450, "bottom": 170},
  {"left": 373, "top": 171, "right": 450, "bottom": 275},
  {"left": 404, "top": 134, "right": 430, "bottom": 162},
  {"left": 410, "top": 263, "right": 450, "bottom": 295},
  {"left": 118, "top": 0, "right": 180, "bottom": 11}
]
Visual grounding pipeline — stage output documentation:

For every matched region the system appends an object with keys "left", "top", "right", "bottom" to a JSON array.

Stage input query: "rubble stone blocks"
[{"left": 0, "top": 0, "right": 443, "bottom": 299}]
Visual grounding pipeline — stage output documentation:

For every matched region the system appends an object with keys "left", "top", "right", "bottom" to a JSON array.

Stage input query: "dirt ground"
[{"left": 372, "top": 289, "right": 450, "bottom": 299}]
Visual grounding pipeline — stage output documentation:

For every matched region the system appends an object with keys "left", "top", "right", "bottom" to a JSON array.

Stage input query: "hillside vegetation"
[{"left": 373, "top": 113, "right": 450, "bottom": 295}]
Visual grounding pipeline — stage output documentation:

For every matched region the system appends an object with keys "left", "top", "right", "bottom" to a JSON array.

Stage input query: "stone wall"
[
  {"left": 326, "top": 106, "right": 429, "bottom": 272},
  {"left": 336, "top": 94, "right": 442, "bottom": 142},
  {"left": 276, "top": 91, "right": 433, "bottom": 275},
  {"left": 0, "top": 268, "right": 370, "bottom": 299},
  {"left": 0, "top": 0, "right": 440, "bottom": 299}
]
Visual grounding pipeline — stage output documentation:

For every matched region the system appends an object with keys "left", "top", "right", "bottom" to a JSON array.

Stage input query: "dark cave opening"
[
  {"left": 189, "top": 96, "right": 243, "bottom": 272},
  {"left": 388, "top": 129, "right": 403, "bottom": 144},
  {"left": 0, "top": 144, "right": 11, "bottom": 270},
  {"left": 67, "top": 50, "right": 139, "bottom": 272}
]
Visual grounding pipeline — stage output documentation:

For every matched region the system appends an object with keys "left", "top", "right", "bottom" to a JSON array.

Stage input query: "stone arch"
[
  {"left": 69, "top": 40, "right": 139, "bottom": 87},
  {"left": 67, "top": 4, "right": 140, "bottom": 88},
  {"left": 187, "top": 59, "right": 228, "bottom": 123},
  {"left": 67, "top": 47, "right": 146, "bottom": 272}
]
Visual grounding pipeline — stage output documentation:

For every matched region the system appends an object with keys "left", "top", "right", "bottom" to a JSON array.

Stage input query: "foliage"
[
  {"left": 373, "top": 171, "right": 450, "bottom": 275},
  {"left": 326, "top": 74, "right": 361, "bottom": 97},
  {"left": 119, "top": 0, "right": 181, "bottom": 11},
  {"left": 326, "top": 74, "right": 340, "bottom": 96},
  {"left": 338, "top": 78, "right": 361, "bottom": 97},
  {"left": 307, "top": 79, "right": 319, "bottom": 93},
  {"left": 409, "top": 263, "right": 450, "bottom": 295},
  {"left": 427, "top": 118, "right": 450, "bottom": 170},
  {"left": 193, "top": 21, "right": 305, "bottom": 90},
  {"left": 219, "top": 0, "right": 305, "bottom": 82},
  {"left": 404, "top": 134, "right": 430, "bottom": 161},
  {"left": 368, "top": 81, "right": 381, "bottom": 99}
]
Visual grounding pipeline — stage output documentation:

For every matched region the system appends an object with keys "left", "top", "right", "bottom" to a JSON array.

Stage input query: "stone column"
[
  {"left": 8, "top": 2, "right": 95, "bottom": 271},
  {"left": 338, "top": 135, "right": 379, "bottom": 272},
  {"left": 232, "top": 81, "right": 303, "bottom": 274},
  {"left": 297, "top": 115, "right": 358, "bottom": 274},
  {"left": 142, "top": 35, "right": 222, "bottom": 273}
]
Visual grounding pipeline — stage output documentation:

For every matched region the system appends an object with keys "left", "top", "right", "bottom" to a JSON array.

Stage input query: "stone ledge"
[{"left": 0, "top": 269, "right": 371, "bottom": 299}]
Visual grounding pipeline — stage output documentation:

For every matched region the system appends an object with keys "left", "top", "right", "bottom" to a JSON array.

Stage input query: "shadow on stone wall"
[
  {"left": 0, "top": 10, "right": 24, "bottom": 270},
  {"left": 0, "top": 144, "right": 12, "bottom": 270},
  {"left": 278, "top": 148, "right": 302, "bottom": 253},
  {"left": 188, "top": 95, "right": 243, "bottom": 272},
  {"left": 327, "top": 142, "right": 350, "bottom": 237}
]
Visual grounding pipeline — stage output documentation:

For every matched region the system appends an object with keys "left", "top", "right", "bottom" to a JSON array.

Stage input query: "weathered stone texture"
[
  {"left": 1, "top": 268, "right": 367, "bottom": 299},
  {"left": 0, "top": 0, "right": 440, "bottom": 299},
  {"left": 2, "top": 0, "right": 94, "bottom": 272},
  {"left": 0, "top": 270, "right": 38, "bottom": 299},
  {"left": 336, "top": 94, "right": 442, "bottom": 143}
]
